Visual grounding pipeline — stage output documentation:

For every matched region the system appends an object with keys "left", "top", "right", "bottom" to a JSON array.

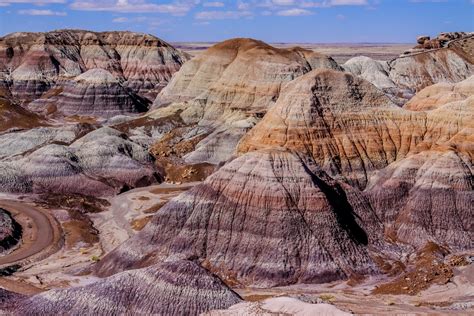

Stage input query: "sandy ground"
[
  {"left": 235, "top": 263, "right": 474, "bottom": 315},
  {"left": 92, "top": 182, "right": 199, "bottom": 253},
  {"left": 172, "top": 42, "right": 413, "bottom": 63}
]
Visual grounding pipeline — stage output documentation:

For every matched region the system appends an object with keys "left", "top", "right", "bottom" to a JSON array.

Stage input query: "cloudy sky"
[{"left": 0, "top": 0, "right": 472, "bottom": 42}]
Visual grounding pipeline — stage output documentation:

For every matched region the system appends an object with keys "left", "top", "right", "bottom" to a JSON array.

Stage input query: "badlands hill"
[
  {"left": 0, "top": 31, "right": 473, "bottom": 315},
  {"left": 0, "top": 29, "right": 188, "bottom": 113},
  {"left": 152, "top": 38, "right": 342, "bottom": 164}
]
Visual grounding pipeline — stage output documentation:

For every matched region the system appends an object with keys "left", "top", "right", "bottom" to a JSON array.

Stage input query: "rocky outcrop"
[
  {"left": 0, "top": 127, "right": 160, "bottom": 196},
  {"left": 6, "top": 260, "right": 242, "bottom": 315},
  {"left": 0, "top": 30, "right": 188, "bottom": 104},
  {"left": 153, "top": 38, "right": 342, "bottom": 164},
  {"left": 96, "top": 149, "right": 385, "bottom": 286},
  {"left": 0, "top": 208, "right": 22, "bottom": 253},
  {"left": 28, "top": 68, "right": 150, "bottom": 118},
  {"left": 409, "top": 32, "right": 471, "bottom": 53}
]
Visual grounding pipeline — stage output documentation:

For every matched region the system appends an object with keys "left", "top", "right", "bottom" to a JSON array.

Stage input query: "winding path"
[{"left": 0, "top": 200, "right": 57, "bottom": 266}]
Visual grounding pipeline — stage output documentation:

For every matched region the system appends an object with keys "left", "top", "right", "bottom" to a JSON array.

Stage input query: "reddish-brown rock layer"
[{"left": 0, "top": 95, "right": 45, "bottom": 132}]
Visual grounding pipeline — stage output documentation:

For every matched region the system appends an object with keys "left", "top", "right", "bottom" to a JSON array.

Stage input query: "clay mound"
[
  {"left": 239, "top": 68, "right": 473, "bottom": 189},
  {"left": 96, "top": 149, "right": 384, "bottom": 287},
  {"left": 28, "top": 69, "right": 150, "bottom": 118},
  {"left": 0, "top": 127, "right": 160, "bottom": 196},
  {"left": 0, "top": 95, "right": 45, "bottom": 132},
  {"left": 343, "top": 56, "right": 396, "bottom": 90},
  {"left": 0, "top": 29, "right": 188, "bottom": 104},
  {"left": 239, "top": 69, "right": 409, "bottom": 189},
  {"left": 404, "top": 75, "right": 474, "bottom": 111},
  {"left": 153, "top": 38, "right": 342, "bottom": 165},
  {"left": 365, "top": 149, "right": 473, "bottom": 250},
  {"left": 0, "top": 208, "right": 22, "bottom": 253},
  {"left": 7, "top": 260, "right": 241, "bottom": 315}
]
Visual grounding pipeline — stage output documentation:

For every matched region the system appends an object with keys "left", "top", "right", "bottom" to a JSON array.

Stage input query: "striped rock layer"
[
  {"left": 0, "top": 30, "right": 188, "bottom": 104},
  {"left": 153, "top": 38, "right": 342, "bottom": 164},
  {"left": 5, "top": 260, "right": 242, "bottom": 316},
  {"left": 0, "top": 127, "right": 160, "bottom": 196},
  {"left": 96, "top": 149, "right": 387, "bottom": 286},
  {"left": 344, "top": 35, "right": 473, "bottom": 96},
  {"left": 28, "top": 68, "right": 150, "bottom": 118}
]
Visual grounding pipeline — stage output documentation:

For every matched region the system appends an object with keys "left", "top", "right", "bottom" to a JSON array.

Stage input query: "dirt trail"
[{"left": 0, "top": 200, "right": 58, "bottom": 266}]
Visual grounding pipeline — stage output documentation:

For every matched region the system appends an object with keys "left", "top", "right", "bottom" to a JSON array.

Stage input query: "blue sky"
[{"left": 0, "top": 0, "right": 473, "bottom": 43}]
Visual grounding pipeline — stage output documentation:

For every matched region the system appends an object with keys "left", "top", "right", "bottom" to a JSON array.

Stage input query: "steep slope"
[
  {"left": 365, "top": 149, "right": 473, "bottom": 250},
  {"left": 238, "top": 69, "right": 472, "bottom": 249},
  {"left": 4, "top": 260, "right": 242, "bottom": 316},
  {"left": 0, "top": 30, "right": 188, "bottom": 104},
  {"left": 96, "top": 149, "right": 385, "bottom": 286},
  {"left": 239, "top": 69, "right": 421, "bottom": 189},
  {"left": 28, "top": 68, "right": 150, "bottom": 118},
  {"left": 153, "top": 38, "right": 342, "bottom": 164}
]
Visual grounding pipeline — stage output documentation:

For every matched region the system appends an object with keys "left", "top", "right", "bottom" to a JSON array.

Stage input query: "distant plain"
[{"left": 172, "top": 42, "right": 413, "bottom": 63}]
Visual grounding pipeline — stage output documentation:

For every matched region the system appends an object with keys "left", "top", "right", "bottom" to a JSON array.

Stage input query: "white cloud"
[
  {"left": 0, "top": 0, "right": 66, "bottom": 5},
  {"left": 272, "top": 0, "right": 294, "bottom": 5},
  {"left": 18, "top": 9, "right": 67, "bottom": 15},
  {"left": 237, "top": 0, "right": 250, "bottom": 10},
  {"left": 277, "top": 8, "right": 312, "bottom": 16},
  {"left": 203, "top": 1, "right": 224, "bottom": 7},
  {"left": 336, "top": 13, "right": 345, "bottom": 19},
  {"left": 70, "top": 0, "right": 199, "bottom": 15},
  {"left": 112, "top": 16, "right": 129, "bottom": 22},
  {"left": 195, "top": 10, "right": 253, "bottom": 19},
  {"left": 326, "top": 0, "right": 367, "bottom": 5}
]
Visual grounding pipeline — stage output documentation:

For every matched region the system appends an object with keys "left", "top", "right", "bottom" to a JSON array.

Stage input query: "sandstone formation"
[
  {"left": 365, "top": 149, "right": 473, "bottom": 249},
  {"left": 5, "top": 260, "right": 241, "bottom": 315},
  {"left": 0, "top": 208, "right": 22, "bottom": 253},
  {"left": 28, "top": 68, "right": 150, "bottom": 118},
  {"left": 0, "top": 30, "right": 188, "bottom": 104},
  {"left": 239, "top": 69, "right": 472, "bottom": 189},
  {"left": 404, "top": 75, "right": 473, "bottom": 111},
  {"left": 344, "top": 34, "right": 473, "bottom": 98},
  {"left": 390, "top": 45, "right": 473, "bottom": 92},
  {"left": 153, "top": 38, "right": 342, "bottom": 164},
  {"left": 0, "top": 127, "right": 160, "bottom": 196},
  {"left": 96, "top": 149, "right": 386, "bottom": 286},
  {"left": 0, "top": 94, "right": 45, "bottom": 133}
]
